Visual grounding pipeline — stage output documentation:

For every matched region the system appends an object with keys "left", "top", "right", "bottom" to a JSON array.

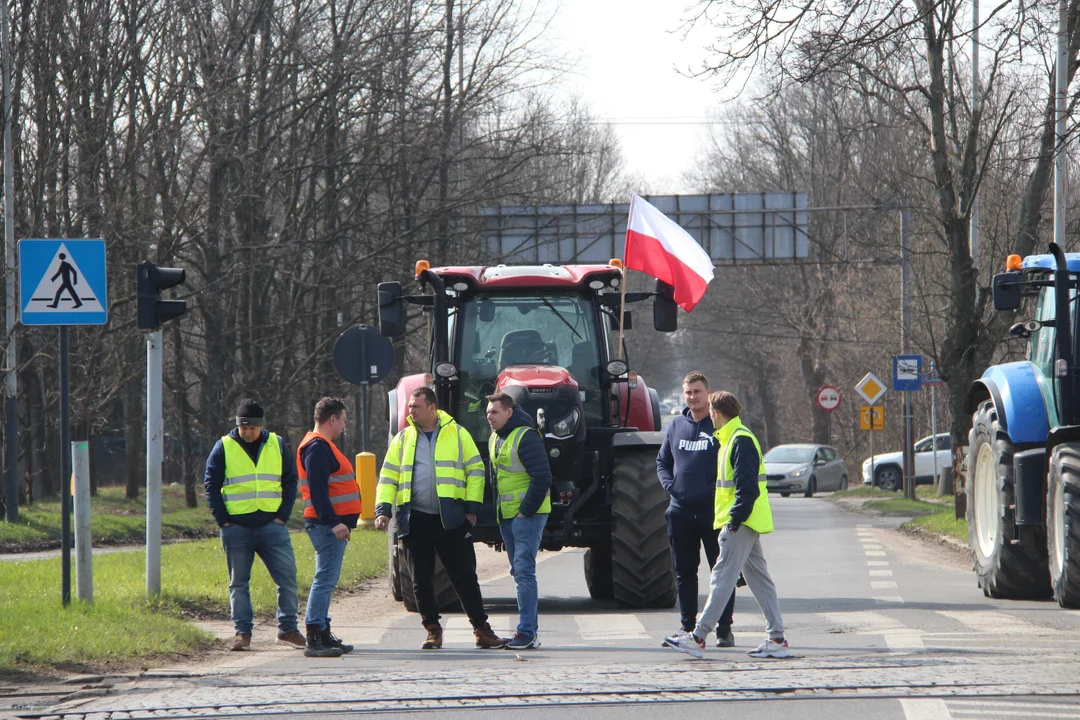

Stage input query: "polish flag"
[{"left": 624, "top": 194, "right": 715, "bottom": 312}]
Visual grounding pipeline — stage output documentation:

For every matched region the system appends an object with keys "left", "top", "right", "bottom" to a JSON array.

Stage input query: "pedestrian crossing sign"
[{"left": 19, "top": 239, "right": 108, "bottom": 325}]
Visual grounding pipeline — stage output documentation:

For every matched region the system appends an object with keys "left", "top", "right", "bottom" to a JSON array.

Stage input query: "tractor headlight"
[{"left": 550, "top": 408, "right": 581, "bottom": 438}]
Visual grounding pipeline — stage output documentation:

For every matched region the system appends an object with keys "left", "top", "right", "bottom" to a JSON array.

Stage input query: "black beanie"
[{"left": 235, "top": 398, "right": 265, "bottom": 426}]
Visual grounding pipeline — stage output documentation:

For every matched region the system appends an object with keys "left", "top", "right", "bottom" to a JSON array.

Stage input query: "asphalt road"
[{"left": 13, "top": 497, "right": 1080, "bottom": 719}]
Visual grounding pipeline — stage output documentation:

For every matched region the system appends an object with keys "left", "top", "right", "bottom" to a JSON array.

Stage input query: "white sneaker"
[
  {"left": 747, "top": 637, "right": 790, "bottom": 658},
  {"left": 662, "top": 631, "right": 705, "bottom": 659}
]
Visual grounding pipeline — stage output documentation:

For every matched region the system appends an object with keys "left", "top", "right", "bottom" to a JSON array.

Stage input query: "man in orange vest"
[{"left": 298, "top": 396, "right": 361, "bottom": 658}]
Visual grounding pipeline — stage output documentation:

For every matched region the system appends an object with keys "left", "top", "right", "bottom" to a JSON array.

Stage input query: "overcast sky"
[{"left": 545, "top": 0, "right": 731, "bottom": 195}]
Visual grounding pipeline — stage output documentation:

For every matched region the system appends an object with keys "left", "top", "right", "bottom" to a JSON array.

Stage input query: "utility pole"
[
  {"left": 970, "top": 0, "right": 980, "bottom": 268},
  {"left": 2, "top": 0, "right": 17, "bottom": 522}
]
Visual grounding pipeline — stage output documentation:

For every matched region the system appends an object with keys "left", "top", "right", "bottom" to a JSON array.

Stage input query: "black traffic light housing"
[{"left": 137, "top": 261, "right": 187, "bottom": 330}]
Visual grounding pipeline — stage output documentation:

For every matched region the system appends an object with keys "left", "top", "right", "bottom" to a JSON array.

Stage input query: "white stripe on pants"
[{"left": 694, "top": 525, "right": 784, "bottom": 640}]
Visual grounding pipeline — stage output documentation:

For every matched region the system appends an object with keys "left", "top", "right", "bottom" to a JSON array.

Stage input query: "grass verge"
[
  {"left": 832, "top": 486, "right": 968, "bottom": 543},
  {"left": 0, "top": 527, "right": 387, "bottom": 674},
  {"left": 0, "top": 485, "right": 306, "bottom": 551}
]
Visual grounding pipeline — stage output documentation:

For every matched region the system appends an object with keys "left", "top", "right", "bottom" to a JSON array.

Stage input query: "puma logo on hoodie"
[{"left": 657, "top": 409, "right": 719, "bottom": 508}]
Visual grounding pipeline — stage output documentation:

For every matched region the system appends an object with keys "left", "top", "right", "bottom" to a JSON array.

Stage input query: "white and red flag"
[{"left": 624, "top": 194, "right": 714, "bottom": 312}]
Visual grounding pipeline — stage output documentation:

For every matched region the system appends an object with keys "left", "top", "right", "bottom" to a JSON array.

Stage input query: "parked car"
[
  {"left": 763, "top": 444, "right": 848, "bottom": 497},
  {"left": 861, "top": 433, "right": 951, "bottom": 492}
]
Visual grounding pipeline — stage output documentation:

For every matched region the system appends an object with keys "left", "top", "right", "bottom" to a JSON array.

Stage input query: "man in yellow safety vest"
[
  {"left": 486, "top": 392, "right": 552, "bottom": 651},
  {"left": 663, "top": 391, "right": 790, "bottom": 660},
  {"left": 204, "top": 398, "right": 304, "bottom": 652}
]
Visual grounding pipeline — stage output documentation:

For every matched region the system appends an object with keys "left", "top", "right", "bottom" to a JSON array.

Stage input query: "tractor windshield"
[{"left": 455, "top": 292, "right": 605, "bottom": 441}]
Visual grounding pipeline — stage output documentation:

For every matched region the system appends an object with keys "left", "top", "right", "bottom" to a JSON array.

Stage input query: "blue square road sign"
[
  {"left": 19, "top": 239, "right": 108, "bottom": 326},
  {"left": 893, "top": 354, "right": 922, "bottom": 392}
]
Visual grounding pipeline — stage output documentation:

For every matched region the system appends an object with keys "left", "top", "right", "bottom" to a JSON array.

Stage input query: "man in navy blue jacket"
[
  {"left": 656, "top": 372, "right": 737, "bottom": 647},
  {"left": 204, "top": 399, "right": 303, "bottom": 652}
]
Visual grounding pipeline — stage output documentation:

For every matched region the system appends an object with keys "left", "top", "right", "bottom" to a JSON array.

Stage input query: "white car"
[{"left": 861, "top": 433, "right": 952, "bottom": 492}]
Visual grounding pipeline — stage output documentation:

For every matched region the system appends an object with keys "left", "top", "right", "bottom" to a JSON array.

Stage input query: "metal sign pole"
[
  {"left": 60, "top": 327, "right": 71, "bottom": 606},
  {"left": 73, "top": 439, "right": 92, "bottom": 602},
  {"left": 146, "top": 329, "right": 162, "bottom": 596}
]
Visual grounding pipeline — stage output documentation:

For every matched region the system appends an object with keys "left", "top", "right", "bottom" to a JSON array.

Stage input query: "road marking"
[
  {"left": 574, "top": 613, "right": 650, "bottom": 641},
  {"left": 871, "top": 580, "right": 899, "bottom": 589},
  {"left": 823, "top": 611, "right": 924, "bottom": 650},
  {"left": 951, "top": 711, "right": 1080, "bottom": 718},
  {"left": 874, "top": 596, "right": 905, "bottom": 604},
  {"left": 950, "top": 700, "right": 1080, "bottom": 714},
  {"left": 343, "top": 625, "right": 390, "bottom": 646},
  {"left": 865, "top": 550, "right": 887, "bottom": 556},
  {"left": 901, "top": 698, "right": 951, "bottom": 720},
  {"left": 444, "top": 615, "right": 514, "bottom": 645},
  {"left": 870, "top": 570, "right": 894, "bottom": 576},
  {"left": 936, "top": 610, "right": 1048, "bottom": 634},
  {"left": 867, "top": 560, "right": 890, "bottom": 566},
  {"left": 862, "top": 544, "right": 885, "bottom": 550}
]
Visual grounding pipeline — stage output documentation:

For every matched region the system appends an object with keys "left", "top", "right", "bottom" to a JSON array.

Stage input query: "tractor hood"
[{"left": 496, "top": 364, "right": 578, "bottom": 391}]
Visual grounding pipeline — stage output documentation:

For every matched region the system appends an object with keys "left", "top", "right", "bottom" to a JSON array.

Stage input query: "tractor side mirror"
[
  {"left": 378, "top": 281, "right": 406, "bottom": 337},
  {"left": 654, "top": 280, "right": 678, "bottom": 332},
  {"left": 608, "top": 310, "right": 632, "bottom": 332},
  {"left": 992, "top": 272, "right": 1022, "bottom": 311}
]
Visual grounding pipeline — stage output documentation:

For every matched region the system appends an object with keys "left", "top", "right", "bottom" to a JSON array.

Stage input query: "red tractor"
[{"left": 377, "top": 260, "right": 678, "bottom": 609}]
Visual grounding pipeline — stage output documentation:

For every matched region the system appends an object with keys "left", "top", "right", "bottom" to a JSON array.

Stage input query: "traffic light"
[{"left": 136, "top": 261, "right": 187, "bottom": 330}]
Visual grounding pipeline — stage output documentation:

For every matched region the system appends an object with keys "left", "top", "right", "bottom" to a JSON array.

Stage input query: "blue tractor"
[{"left": 967, "top": 242, "right": 1080, "bottom": 606}]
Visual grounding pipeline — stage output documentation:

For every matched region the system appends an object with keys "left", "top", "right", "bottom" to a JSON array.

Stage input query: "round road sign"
[{"left": 816, "top": 385, "right": 841, "bottom": 412}]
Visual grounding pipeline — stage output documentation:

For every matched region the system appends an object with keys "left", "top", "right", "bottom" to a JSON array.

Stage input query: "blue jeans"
[
  {"left": 304, "top": 524, "right": 348, "bottom": 628},
  {"left": 220, "top": 521, "right": 299, "bottom": 635},
  {"left": 500, "top": 513, "right": 548, "bottom": 636}
]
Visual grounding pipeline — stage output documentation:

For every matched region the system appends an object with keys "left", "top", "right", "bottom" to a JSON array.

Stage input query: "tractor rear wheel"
[
  {"left": 967, "top": 401, "right": 1051, "bottom": 599},
  {"left": 584, "top": 545, "right": 614, "bottom": 600},
  {"left": 1048, "top": 443, "right": 1080, "bottom": 608},
  {"left": 610, "top": 449, "right": 676, "bottom": 608}
]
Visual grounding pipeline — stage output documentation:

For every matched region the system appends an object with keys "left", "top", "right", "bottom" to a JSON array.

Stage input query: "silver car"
[{"left": 763, "top": 444, "right": 849, "bottom": 497}]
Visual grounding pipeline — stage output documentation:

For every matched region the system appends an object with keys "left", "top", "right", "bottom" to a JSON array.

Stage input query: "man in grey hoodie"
[{"left": 487, "top": 392, "right": 552, "bottom": 650}]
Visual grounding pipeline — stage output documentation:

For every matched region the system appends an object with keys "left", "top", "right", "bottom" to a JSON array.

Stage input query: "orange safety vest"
[{"left": 297, "top": 431, "right": 361, "bottom": 519}]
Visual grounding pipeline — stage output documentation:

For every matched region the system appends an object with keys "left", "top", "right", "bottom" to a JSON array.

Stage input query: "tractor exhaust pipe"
[{"left": 1050, "top": 242, "right": 1075, "bottom": 425}]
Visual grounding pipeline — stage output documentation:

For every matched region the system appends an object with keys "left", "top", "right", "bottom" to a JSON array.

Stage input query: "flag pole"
[{"left": 617, "top": 262, "right": 628, "bottom": 361}]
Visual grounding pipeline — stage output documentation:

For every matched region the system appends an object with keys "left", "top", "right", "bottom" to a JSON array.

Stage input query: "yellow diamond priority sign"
[{"left": 856, "top": 372, "right": 886, "bottom": 405}]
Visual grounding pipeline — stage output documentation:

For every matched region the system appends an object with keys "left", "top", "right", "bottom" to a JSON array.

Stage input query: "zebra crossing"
[{"left": 338, "top": 603, "right": 1080, "bottom": 651}]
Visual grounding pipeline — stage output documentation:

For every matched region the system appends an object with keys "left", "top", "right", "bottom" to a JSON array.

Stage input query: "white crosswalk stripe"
[
  {"left": 936, "top": 610, "right": 1052, "bottom": 635},
  {"left": 574, "top": 613, "right": 651, "bottom": 641},
  {"left": 443, "top": 615, "right": 514, "bottom": 645}
]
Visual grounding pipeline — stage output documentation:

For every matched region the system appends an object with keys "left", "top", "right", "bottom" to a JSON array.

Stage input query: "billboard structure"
[{"left": 479, "top": 193, "right": 810, "bottom": 264}]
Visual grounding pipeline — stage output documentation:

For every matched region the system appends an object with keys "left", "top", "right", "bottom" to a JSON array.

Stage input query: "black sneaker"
[
  {"left": 716, "top": 626, "right": 735, "bottom": 648},
  {"left": 324, "top": 622, "right": 353, "bottom": 654},
  {"left": 505, "top": 632, "right": 540, "bottom": 650},
  {"left": 304, "top": 624, "right": 343, "bottom": 658}
]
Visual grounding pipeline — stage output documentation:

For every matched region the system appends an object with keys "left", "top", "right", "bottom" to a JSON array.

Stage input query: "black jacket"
[
  {"left": 494, "top": 406, "right": 552, "bottom": 517},
  {"left": 204, "top": 428, "right": 298, "bottom": 528},
  {"left": 728, "top": 435, "right": 761, "bottom": 528}
]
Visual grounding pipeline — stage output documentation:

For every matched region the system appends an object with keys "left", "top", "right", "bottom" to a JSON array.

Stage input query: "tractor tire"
[
  {"left": 584, "top": 545, "right": 614, "bottom": 600},
  {"left": 1048, "top": 443, "right": 1080, "bottom": 608},
  {"left": 389, "top": 512, "right": 460, "bottom": 613},
  {"left": 610, "top": 449, "right": 676, "bottom": 608},
  {"left": 967, "top": 401, "right": 1051, "bottom": 599}
]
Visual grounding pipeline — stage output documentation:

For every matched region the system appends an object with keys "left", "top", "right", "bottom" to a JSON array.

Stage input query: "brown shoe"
[
  {"left": 474, "top": 622, "right": 508, "bottom": 649},
  {"left": 231, "top": 633, "right": 251, "bottom": 651},
  {"left": 276, "top": 629, "right": 306, "bottom": 649},
  {"left": 422, "top": 623, "right": 443, "bottom": 650}
]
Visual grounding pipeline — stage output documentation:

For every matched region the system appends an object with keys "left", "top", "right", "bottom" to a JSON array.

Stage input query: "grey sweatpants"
[{"left": 694, "top": 525, "right": 784, "bottom": 640}]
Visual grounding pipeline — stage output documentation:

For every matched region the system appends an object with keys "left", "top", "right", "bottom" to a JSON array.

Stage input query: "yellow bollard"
[{"left": 356, "top": 452, "right": 377, "bottom": 525}]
